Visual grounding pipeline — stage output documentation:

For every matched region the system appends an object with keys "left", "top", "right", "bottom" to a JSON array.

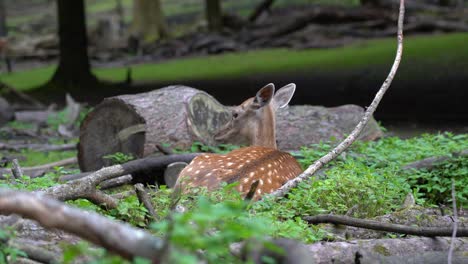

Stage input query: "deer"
[{"left": 174, "top": 83, "right": 303, "bottom": 200}]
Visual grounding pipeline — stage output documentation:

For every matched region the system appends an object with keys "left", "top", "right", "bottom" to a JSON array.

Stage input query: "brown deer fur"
[{"left": 175, "top": 83, "right": 302, "bottom": 200}]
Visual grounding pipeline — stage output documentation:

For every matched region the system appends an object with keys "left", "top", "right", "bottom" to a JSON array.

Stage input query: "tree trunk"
[
  {"left": 50, "top": 0, "right": 97, "bottom": 88},
  {"left": 0, "top": 0, "right": 7, "bottom": 37},
  {"left": 205, "top": 0, "right": 223, "bottom": 31},
  {"left": 132, "top": 0, "right": 170, "bottom": 41}
]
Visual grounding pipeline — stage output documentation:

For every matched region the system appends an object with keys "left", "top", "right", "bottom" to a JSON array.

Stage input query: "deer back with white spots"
[{"left": 175, "top": 83, "right": 302, "bottom": 200}]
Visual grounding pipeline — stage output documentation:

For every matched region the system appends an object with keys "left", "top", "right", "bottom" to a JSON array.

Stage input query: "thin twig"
[
  {"left": 135, "top": 183, "right": 158, "bottom": 222},
  {"left": 10, "top": 159, "right": 23, "bottom": 179},
  {"left": 268, "top": 0, "right": 405, "bottom": 199},
  {"left": 448, "top": 178, "right": 459, "bottom": 264},
  {"left": 304, "top": 214, "right": 467, "bottom": 237}
]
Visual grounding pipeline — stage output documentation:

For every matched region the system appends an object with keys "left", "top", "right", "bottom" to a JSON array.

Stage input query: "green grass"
[
  {"left": 10, "top": 150, "right": 76, "bottom": 168},
  {"left": 1, "top": 33, "right": 467, "bottom": 90},
  {"left": 0, "top": 131, "right": 466, "bottom": 262},
  {"left": 86, "top": 0, "right": 132, "bottom": 14},
  {"left": 0, "top": 66, "right": 56, "bottom": 91}
]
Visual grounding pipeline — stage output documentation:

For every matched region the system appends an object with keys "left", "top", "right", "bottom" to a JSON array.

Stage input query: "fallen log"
[
  {"left": 60, "top": 153, "right": 199, "bottom": 184},
  {"left": 78, "top": 86, "right": 230, "bottom": 171},
  {"left": 305, "top": 237, "right": 468, "bottom": 264},
  {"left": 78, "top": 86, "right": 382, "bottom": 171},
  {"left": 247, "top": 6, "right": 391, "bottom": 40}
]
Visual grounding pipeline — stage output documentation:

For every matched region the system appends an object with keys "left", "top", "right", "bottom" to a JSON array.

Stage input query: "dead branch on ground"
[
  {"left": 0, "top": 189, "right": 163, "bottom": 262},
  {"left": 44, "top": 153, "right": 200, "bottom": 208},
  {"left": 304, "top": 214, "right": 467, "bottom": 237},
  {"left": 135, "top": 183, "right": 158, "bottom": 221},
  {"left": 402, "top": 149, "right": 468, "bottom": 171},
  {"left": 268, "top": 0, "right": 405, "bottom": 199}
]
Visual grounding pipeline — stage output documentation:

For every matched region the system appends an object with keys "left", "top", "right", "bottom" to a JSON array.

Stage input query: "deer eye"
[{"left": 233, "top": 112, "right": 239, "bottom": 119}]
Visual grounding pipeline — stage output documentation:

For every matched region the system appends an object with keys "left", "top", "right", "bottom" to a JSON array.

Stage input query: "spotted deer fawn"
[{"left": 175, "top": 83, "right": 303, "bottom": 200}]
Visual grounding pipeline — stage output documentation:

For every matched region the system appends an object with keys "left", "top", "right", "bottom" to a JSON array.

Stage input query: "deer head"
[{"left": 214, "top": 83, "right": 296, "bottom": 149}]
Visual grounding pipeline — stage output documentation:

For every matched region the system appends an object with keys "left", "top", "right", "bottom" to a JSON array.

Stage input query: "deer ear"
[
  {"left": 254, "top": 83, "right": 275, "bottom": 108},
  {"left": 272, "top": 83, "right": 296, "bottom": 110}
]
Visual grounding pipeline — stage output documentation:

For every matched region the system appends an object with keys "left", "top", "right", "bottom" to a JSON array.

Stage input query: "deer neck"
[{"left": 252, "top": 106, "right": 277, "bottom": 149}]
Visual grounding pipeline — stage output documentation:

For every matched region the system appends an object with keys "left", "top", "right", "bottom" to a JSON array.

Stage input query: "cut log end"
[
  {"left": 78, "top": 86, "right": 219, "bottom": 172},
  {"left": 78, "top": 99, "right": 146, "bottom": 172},
  {"left": 187, "top": 93, "right": 231, "bottom": 146}
]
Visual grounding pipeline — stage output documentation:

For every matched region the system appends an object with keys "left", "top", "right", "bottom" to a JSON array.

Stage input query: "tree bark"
[
  {"left": 205, "top": 0, "right": 223, "bottom": 31},
  {"left": 132, "top": 0, "right": 170, "bottom": 41},
  {"left": 50, "top": 0, "right": 97, "bottom": 88}
]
